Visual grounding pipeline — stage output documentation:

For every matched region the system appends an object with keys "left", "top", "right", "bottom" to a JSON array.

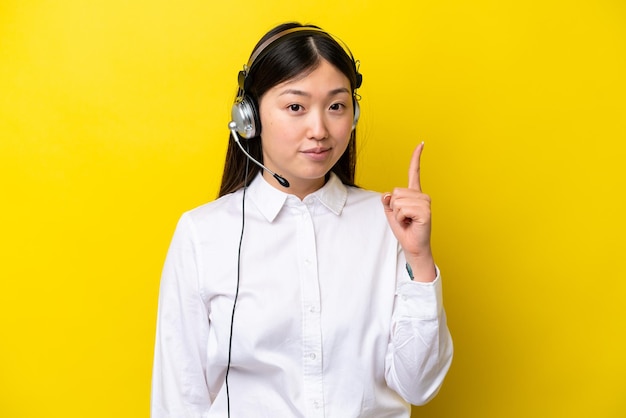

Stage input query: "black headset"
[{"left": 230, "top": 26, "right": 363, "bottom": 140}]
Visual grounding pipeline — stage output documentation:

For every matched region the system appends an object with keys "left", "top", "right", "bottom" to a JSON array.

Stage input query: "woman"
[{"left": 151, "top": 22, "right": 453, "bottom": 417}]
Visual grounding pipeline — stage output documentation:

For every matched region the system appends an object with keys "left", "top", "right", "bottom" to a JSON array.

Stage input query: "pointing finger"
[{"left": 408, "top": 142, "right": 425, "bottom": 191}]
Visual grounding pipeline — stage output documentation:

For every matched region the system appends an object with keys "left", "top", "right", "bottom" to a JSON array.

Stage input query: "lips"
[
  {"left": 301, "top": 147, "right": 331, "bottom": 154},
  {"left": 300, "top": 147, "right": 332, "bottom": 161}
]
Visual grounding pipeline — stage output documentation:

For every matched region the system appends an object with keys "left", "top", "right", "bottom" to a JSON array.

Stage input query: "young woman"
[{"left": 151, "top": 22, "right": 453, "bottom": 417}]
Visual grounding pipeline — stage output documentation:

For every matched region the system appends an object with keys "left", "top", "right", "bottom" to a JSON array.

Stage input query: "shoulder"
[
  {"left": 343, "top": 186, "right": 388, "bottom": 223},
  {"left": 188, "top": 191, "right": 239, "bottom": 215},
  {"left": 178, "top": 190, "right": 244, "bottom": 232},
  {"left": 345, "top": 185, "right": 382, "bottom": 206}
]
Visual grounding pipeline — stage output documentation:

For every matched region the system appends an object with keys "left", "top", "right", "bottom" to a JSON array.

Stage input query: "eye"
[
  {"left": 329, "top": 103, "right": 345, "bottom": 111},
  {"left": 288, "top": 104, "right": 303, "bottom": 112}
]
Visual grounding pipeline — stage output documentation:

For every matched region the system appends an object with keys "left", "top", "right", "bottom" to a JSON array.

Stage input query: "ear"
[
  {"left": 352, "top": 100, "right": 360, "bottom": 131},
  {"left": 231, "top": 96, "right": 261, "bottom": 139}
]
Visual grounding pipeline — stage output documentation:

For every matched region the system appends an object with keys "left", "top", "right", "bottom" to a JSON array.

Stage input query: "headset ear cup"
[
  {"left": 231, "top": 96, "right": 261, "bottom": 139},
  {"left": 352, "top": 101, "right": 360, "bottom": 131}
]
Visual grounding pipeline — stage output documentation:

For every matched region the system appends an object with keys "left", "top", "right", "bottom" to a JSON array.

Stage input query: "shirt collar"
[{"left": 247, "top": 172, "right": 348, "bottom": 222}]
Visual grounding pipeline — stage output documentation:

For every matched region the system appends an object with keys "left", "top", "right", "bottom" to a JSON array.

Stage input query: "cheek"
[
  {"left": 259, "top": 108, "right": 273, "bottom": 133},
  {"left": 335, "top": 120, "right": 353, "bottom": 143},
  {"left": 260, "top": 108, "right": 297, "bottom": 139},
  {"left": 260, "top": 115, "right": 291, "bottom": 157}
]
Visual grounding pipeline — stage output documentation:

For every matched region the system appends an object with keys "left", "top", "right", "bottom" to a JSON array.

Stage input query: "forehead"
[{"left": 272, "top": 59, "right": 351, "bottom": 92}]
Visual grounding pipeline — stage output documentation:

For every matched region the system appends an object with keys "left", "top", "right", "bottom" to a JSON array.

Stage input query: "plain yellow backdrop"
[{"left": 1, "top": 0, "right": 625, "bottom": 417}]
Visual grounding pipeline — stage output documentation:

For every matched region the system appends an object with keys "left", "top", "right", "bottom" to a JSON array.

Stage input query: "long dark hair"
[{"left": 218, "top": 22, "right": 361, "bottom": 197}]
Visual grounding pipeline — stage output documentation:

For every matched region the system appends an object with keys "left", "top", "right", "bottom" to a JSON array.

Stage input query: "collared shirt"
[{"left": 151, "top": 173, "right": 453, "bottom": 418}]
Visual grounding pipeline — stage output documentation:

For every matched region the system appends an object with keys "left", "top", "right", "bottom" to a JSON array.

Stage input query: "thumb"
[
  {"left": 381, "top": 192, "right": 403, "bottom": 239},
  {"left": 380, "top": 193, "right": 391, "bottom": 211},
  {"left": 381, "top": 193, "right": 392, "bottom": 212}
]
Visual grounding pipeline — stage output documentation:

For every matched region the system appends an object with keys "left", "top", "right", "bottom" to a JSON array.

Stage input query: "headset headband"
[{"left": 237, "top": 26, "right": 361, "bottom": 91}]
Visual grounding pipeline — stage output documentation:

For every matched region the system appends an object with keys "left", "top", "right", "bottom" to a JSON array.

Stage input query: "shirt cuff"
[{"left": 395, "top": 265, "right": 443, "bottom": 320}]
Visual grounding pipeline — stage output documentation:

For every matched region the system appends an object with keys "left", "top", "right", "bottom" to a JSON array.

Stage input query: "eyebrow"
[{"left": 278, "top": 87, "right": 351, "bottom": 97}]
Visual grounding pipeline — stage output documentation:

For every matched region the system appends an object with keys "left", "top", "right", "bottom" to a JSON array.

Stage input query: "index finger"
[{"left": 408, "top": 141, "right": 425, "bottom": 191}]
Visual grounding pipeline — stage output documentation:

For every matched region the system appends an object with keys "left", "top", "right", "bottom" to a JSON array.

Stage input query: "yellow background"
[{"left": 1, "top": 0, "right": 625, "bottom": 416}]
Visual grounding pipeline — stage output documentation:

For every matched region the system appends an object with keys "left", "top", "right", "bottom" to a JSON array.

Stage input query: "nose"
[{"left": 306, "top": 111, "right": 329, "bottom": 141}]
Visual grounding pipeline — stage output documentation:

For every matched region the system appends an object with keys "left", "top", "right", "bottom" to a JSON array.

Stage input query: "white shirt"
[{"left": 151, "top": 173, "right": 453, "bottom": 418}]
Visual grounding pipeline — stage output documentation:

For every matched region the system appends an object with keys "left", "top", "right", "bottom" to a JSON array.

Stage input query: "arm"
[
  {"left": 385, "top": 264, "right": 453, "bottom": 405},
  {"left": 381, "top": 143, "right": 453, "bottom": 404},
  {"left": 151, "top": 214, "right": 211, "bottom": 418}
]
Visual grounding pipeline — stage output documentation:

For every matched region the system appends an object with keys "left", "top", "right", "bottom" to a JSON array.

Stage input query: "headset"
[{"left": 230, "top": 26, "right": 363, "bottom": 140}]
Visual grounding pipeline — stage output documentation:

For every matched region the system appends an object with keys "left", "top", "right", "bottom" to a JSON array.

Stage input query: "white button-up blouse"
[{"left": 151, "top": 173, "right": 453, "bottom": 417}]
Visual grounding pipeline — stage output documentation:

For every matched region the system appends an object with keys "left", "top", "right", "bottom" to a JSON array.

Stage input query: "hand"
[{"left": 381, "top": 142, "right": 436, "bottom": 282}]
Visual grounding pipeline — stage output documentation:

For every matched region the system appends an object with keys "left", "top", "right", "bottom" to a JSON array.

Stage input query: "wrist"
[{"left": 405, "top": 254, "right": 436, "bottom": 282}]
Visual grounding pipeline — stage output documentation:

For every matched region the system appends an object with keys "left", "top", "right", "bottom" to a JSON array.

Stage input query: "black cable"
[{"left": 225, "top": 147, "right": 250, "bottom": 418}]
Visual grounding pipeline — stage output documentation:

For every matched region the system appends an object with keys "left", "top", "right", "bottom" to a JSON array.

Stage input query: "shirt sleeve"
[
  {"left": 151, "top": 213, "right": 212, "bottom": 418},
  {"left": 384, "top": 263, "right": 454, "bottom": 406}
]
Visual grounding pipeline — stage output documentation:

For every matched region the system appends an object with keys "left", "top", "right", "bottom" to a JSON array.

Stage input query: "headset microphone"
[{"left": 228, "top": 121, "right": 290, "bottom": 188}]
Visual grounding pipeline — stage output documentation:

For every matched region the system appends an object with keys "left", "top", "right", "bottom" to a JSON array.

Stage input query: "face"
[{"left": 258, "top": 59, "right": 354, "bottom": 198}]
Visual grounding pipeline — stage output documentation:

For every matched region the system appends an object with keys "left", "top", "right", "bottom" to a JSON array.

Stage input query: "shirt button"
[
  {"left": 309, "top": 306, "right": 318, "bottom": 313},
  {"left": 313, "top": 400, "right": 321, "bottom": 409},
  {"left": 309, "top": 353, "right": 317, "bottom": 360}
]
